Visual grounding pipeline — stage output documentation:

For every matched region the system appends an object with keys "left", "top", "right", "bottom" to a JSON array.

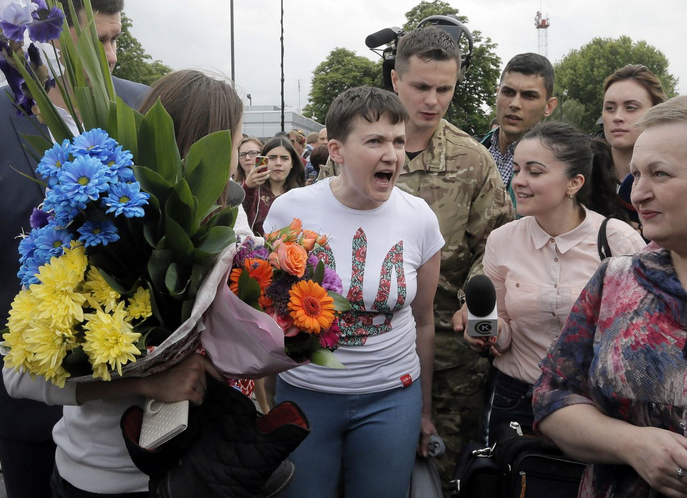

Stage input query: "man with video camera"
[{"left": 390, "top": 24, "right": 514, "bottom": 485}]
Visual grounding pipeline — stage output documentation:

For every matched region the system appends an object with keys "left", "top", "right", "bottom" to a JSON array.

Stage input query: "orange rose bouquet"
[{"left": 225, "top": 219, "right": 349, "bottom": 367}]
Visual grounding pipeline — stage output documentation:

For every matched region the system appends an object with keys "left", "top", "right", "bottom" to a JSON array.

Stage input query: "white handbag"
[{"left": 138, "top": 399, "right": 189, "bottom": 449}]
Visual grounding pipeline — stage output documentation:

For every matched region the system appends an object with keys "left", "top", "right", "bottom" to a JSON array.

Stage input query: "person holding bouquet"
[
  {"left": 3, "top": 70, "right": 244, "bottom": 497},
  {"left": 264, "top": 86, "right": 444, "bottom": 498}
]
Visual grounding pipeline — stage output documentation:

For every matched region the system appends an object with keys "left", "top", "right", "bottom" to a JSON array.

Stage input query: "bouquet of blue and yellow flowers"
[{"left": 1, "top": 0, "right": 240, "bottom": 385}]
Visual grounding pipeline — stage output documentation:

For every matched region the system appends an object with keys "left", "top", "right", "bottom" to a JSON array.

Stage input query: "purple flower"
[
  {"left": 0, "top": 1, "right": 36, "bottom": 42},
  {"left": 0, "top": 56, "right": 34, "bottom": 116},
  {"left": 233, "top": 239, "right": 269, "bottom": 269},
  {"left": 27, "top": 6, "right": 63, "bottom": 42},
  {"left": 29, "top": 207, "right": 52, "bottom": 229},
  {"left": 322, "top": 267, "right": 343, "bottom": 294}
]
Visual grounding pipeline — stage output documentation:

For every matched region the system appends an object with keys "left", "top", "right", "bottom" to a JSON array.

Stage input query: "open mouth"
[
  {"left": 374, "top": 171, "right": 394, "bottom": 186},
  {"left": 517, "top": 193, "right": 533, "bottom": 199}
]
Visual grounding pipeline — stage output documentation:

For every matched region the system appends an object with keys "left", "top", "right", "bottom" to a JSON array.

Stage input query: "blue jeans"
[
  {"left": 274, "top": 377, "right": 422, "bottom": 498},
  {"left": 487, "top": 370, "right": 535, "bottom": 443}
]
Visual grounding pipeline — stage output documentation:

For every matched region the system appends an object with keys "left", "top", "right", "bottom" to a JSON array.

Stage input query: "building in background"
[{"left": 242, "top": 105, "right": 323, "bottom": 140}]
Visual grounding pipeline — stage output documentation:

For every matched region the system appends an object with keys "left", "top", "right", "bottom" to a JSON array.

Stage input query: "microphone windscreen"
[
  {"left": 365, "top": 28, "right": 399, "bottom": 48},
  {"left": 465, "top": 275, "right": 496, "bottom": 317}
]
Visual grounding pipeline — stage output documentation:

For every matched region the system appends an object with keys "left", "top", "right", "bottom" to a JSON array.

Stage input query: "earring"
[{"left": 569, "top": 194, "right": 574, "bottom": 201}]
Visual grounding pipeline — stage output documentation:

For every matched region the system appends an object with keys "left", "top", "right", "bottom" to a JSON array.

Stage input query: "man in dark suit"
[{"left": 0, "top": 2, "right": 148, "bottom": 496}]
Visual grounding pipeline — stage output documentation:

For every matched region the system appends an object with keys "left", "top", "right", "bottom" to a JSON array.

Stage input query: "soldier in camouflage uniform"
[{"left": 389, "top": 27, "right": 514, "bottom": 487}]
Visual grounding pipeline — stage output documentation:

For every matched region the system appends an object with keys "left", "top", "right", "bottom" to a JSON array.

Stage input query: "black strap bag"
[{"left": 449, "top": 422, "right": 585, "bottom": 498}]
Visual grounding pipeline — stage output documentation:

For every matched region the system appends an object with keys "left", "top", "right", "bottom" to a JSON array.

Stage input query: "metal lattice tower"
[{"left": 534, "top": 11, "right": 550, "bottom": 59}]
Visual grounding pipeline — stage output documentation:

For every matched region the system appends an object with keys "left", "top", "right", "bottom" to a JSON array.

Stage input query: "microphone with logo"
[{"left": 465, "top": 275, "right": 498, "bottom": 338}]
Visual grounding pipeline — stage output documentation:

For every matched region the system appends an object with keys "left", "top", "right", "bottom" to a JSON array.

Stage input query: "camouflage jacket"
[{"left": 318, "top": 119, "right": 514, "bottom": 370}]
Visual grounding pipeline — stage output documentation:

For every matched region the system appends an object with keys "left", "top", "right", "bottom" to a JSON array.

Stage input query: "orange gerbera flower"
[
  {"left": 288, "top": 280, "right": 335, "bottom": 334},
  {"left": 229, "top": 259, "right": 273, "bottom": 296}
]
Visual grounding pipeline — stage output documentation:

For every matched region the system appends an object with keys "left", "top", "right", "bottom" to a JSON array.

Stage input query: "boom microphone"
[
  {"left": 465, "top": 275, "right": 498, "bottom": 338},
  {"left": 365, "top": 27, "right": 402, "bottom": 48}
]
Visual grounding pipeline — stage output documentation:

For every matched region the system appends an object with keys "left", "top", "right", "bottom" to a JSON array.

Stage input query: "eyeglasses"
[{"left": 239, "top": 150, "right": 260, "bottom": 159}]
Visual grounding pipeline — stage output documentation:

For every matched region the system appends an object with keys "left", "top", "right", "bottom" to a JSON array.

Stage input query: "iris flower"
[
  {"left": 0, "top": 0, "right": 37, "bottom": 42},
  {"left": 27, "top": 6, "right": 63, "bottom": 43}
]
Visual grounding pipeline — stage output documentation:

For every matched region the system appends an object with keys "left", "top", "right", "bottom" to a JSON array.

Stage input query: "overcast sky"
[{"left": 123, "top": 0, "right": 685, "bottom": 122}]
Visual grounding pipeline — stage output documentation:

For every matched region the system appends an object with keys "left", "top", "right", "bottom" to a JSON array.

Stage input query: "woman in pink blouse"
[{"left": 463, "top": 122, "right": 645, "bottom": 440}]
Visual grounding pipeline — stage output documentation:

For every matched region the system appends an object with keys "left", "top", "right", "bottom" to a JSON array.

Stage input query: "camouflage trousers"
[{"left": 431, "top": 350, "right": 491, "bottom": 493}]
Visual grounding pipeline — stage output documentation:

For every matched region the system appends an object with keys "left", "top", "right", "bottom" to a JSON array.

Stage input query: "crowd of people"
[{"left": 1, "top": 1, "right": 686, "bottom": 498}]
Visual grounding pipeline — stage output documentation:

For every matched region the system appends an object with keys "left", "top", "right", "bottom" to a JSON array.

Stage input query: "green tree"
[
  {"left": 303, "top": 48, "right": 382, "bottom": 123},
  {"left": 113, "top": 13, "right": 172, "bottom": 86},
  {"left": 554, "top": 36, "right": 678, "bottom": 132},
  {"left": 403, "top": 0, "right": 502, "bottom": 135}
]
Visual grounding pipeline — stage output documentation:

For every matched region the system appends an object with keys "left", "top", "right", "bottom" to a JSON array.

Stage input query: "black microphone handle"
[{"left": 365, "top": 27, "right": 400, "bottom": 48}]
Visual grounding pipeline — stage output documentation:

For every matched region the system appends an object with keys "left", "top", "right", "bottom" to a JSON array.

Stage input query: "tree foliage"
[
  {"left": 303, "top": 48, "right": 382, "bottom": 123},
  {"left": 112, "top": 13, "right": 172, "bottom": 87},
  {"left": 554, "top": 36, "right": 678, "bottom": 132},
  {"left": 403, "top": 0, "right": 502, "bottom": 135}
]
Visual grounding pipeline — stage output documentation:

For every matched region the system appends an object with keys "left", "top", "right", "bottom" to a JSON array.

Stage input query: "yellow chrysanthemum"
[
  {"left": 288, "top": 280, "right": 336, "bottom": 334},
  {"left": 31, "top": 281, "right": 86, "bottom": 330},
  {"left": 82, "top": 301, "right": 141, "bottom": 381},
  {"left": 37, "top": 245, "right": 86, "bottom": 291},
  {"left": 24, "top": 320, "right": 75, "bottom": 372},
  {"left": 2, "top": 328, "right": 34, "bottom": 373},
  {"left": 6, "top": 288, "right": 39, "bottom": 334},
  {"left": 127, "top": 287, "right": 152, "bottom": 321},
  {"left": 83, "top": 267, "right": 120, "bottom": 313}
]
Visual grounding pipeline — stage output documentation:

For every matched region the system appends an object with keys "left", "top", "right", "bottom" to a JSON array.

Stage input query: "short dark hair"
[
  {"left": 326, "top": 86, "right": 408, "bottom": 144},
  {"left": 309, "top": 145, "right": 329, "bottom": 172},
  {"left": 63, "top": 0, "right": 125, "bottom": 26},
  {"left": 522, "top": 122, "right": 622, "bottom": 217},
  {"left": 261, "top": 137, "right": 305, "bottom": 193},
  {"left": 500, "top": 53, "right": 555, "bottom": 99},
  {"left": 603, "top": 64, "right": 667, "bottom": 107},
  {"left": 395, "top": 26, "right": 461, "bottom": 77}
]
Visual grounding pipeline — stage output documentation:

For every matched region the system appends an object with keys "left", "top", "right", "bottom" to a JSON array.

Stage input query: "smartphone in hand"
[{"left": 254, "top": 155, "right": 269, "bottom": 171}]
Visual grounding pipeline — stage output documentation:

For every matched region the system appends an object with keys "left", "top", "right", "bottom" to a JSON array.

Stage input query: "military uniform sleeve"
[{"left": 464, "top": 154, "right": 514, "bottom": 284}]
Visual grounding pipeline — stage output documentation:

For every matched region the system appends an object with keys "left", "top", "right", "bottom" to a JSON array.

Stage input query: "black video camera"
[{"left": 365, "top": 15, "right": 474, "bottom": 91}]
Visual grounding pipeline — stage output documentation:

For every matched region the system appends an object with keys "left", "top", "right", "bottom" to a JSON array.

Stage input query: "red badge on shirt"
[{"left": 400, "top": 374, "right": 412, "bottom": 388}]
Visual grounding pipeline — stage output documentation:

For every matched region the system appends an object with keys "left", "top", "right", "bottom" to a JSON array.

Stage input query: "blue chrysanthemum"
[
  {"left": 18, "top": 230, "right": 39, "bottom": 264},
  {"left": 70, "top": 128, "right": 117, "bottom": 161},
  {"left": 101, "top": 182, "right": 149, "bottom": 218},
  {"left": 56, "top": 155, "right": 110, "bottom": 208},
  {"left": 43, "top": 188, "right": 81, "bottom": 226},
  {"left": 77, "top": 220, "right": 120, "bottom": 247},
  {"left": 37, "top": 139, "right": 71, "bottom": 186},
  {"left": 27, "top": 6, "right": 64, "bottom": 43},
  {"left": 103, "top": 145, "right": 135, "bottom": 183},
  {"left": 18, "top": 255, "right": 43, "bottom": 287},
  {"left": 33, "top": 222, "right": 73, "bottom": 256}
]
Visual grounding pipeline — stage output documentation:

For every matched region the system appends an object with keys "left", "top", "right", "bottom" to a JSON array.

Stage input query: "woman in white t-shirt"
[
  {"left": 265, "top": 87, "right": 443, "bottom": 498},
  {"left": 459, "top": 122, "right": 645, "bottom": 442}
]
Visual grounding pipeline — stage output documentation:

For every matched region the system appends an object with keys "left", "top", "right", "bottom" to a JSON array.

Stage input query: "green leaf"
[
  {"left": 194, "top": 226, "right": 236, "bottom": 255},
  {"left": 186, "top": 264, "right": 208, "bottom": 300},
  {"left": 165, "top": 179, "right": 196, "bottom": 235},
  {"left": 138, "top": 101, "right": 182, "bottom": 184},
  {"left": 165, "top": 262, "right": 189, "bottom": 298},
  {"left": 237, "top": 270, "right": 262, "bottom": 307},
  {"left": 313, "top": 261, "right": 325, "bottom": 285},
  {"left": 184, "top": 131, "right": 233, "bottom": 219},
  {"left": 145, "top": 279, "right": 164, "bottom": 323},
  {"left": 75, "top": 31, "right": 111, "bottom": 127},
  {"left": 133, "top": 166, "right": 173, "bottom": 209},
  {"left": 110, "top": 97, "right": 141, "bottom": 162},
  {"left": 73, "top": 86, "right": 98, "bottom": 130},
  {"left": 20, "top": 133, "right": 52, "bottom": 157},
  {"left": 329, "top": 291, "right": 352, "bottom": 312},
  {"left": 309, "top": 348, "right": 345, "bottom": 369},
  {"left": 164, "top": 217, "right": 195, "bottom": 264},
  {"left": 147, "top": 248, "right": 174, "bottom": 291},
  {"left": 11, "top": 52, "right": 72, "bottom": 143},
  {"left": 181, "top": 299, "right": 195, "bottom": 323}
]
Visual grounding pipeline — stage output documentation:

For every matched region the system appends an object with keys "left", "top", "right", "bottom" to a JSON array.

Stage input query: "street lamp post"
[{"left": 230, "top": 0, "right": 235, "bottom": 82}]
